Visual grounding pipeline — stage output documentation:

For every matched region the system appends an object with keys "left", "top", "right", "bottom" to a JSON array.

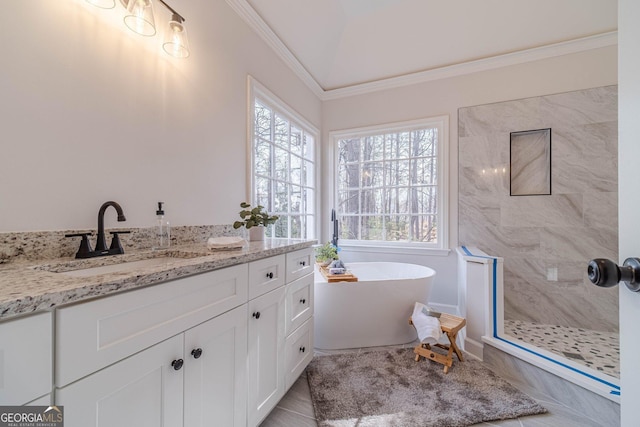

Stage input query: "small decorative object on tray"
[{"left": 319, "top": 264, "right": 358, "bottom": 282}]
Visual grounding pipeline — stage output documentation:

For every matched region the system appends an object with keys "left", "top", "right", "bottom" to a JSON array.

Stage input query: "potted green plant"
[
  {"left": 233, "top": 202, "right": 279, "bottom": 241},
  {"left": 315, "top": 242, "right": 338, "bottom": 266}
]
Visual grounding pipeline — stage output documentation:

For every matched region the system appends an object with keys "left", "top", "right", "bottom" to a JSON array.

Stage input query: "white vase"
[{"left": 248, "top": 226, "right": 265, "bottom": 241}]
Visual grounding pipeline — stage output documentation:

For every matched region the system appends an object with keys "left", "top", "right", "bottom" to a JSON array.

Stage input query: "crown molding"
[
  {"left": 322, "top": 31, "right": 618, "bottom": 100},
  {"left": 225, "top": 0, "right": 325, "bottom": 99},
  {"left": 226, "top": 0, "right": 617, "bottom": 102}
]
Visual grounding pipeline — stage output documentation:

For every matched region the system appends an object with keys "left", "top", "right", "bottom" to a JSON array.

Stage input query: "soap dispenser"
[{"left": 154, "top": 202, "right": 171, "bottom": 249}]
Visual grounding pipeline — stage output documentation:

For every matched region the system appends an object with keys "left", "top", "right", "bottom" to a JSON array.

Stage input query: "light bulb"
[
  {"left": 124, "top": 0, "right": 156, "bottom": 36},
  {"left": 163, "top": 16, "right": 190, "bottom": 58}
]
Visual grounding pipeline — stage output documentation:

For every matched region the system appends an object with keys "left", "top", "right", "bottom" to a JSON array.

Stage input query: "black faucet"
[
  {"left": 331, "top": 209, "right": 339, "bottom": 247},
  {"left": 95, "top": 201, "right": 126, "bottom": 252},
  {"left": 65, "top": 201, "right": 129, "bottom": 258}
]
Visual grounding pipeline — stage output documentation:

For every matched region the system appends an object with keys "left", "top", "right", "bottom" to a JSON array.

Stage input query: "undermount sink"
[
  {"left": 33, "top": 250, "right": 204, "bottom": 278},
  {"left": 60, "top": 257, "right": 179, "bottom": 277}
]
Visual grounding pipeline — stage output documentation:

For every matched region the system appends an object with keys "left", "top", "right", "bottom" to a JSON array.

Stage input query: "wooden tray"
[{"left": 319, "top": 265, "right": 358, "bottom": 282}]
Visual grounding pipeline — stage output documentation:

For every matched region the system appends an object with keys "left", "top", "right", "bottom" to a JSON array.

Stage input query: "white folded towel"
[
  {"left": 206, "top": 236, "right": 247, "bottom": 250},
  {"left": 412, "top": 302, "right": 442, "bottom": 345}
]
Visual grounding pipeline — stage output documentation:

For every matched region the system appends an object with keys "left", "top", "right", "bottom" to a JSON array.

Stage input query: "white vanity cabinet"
[
  {"left": 57, "top": 305, "right": 248, "bottom": 427},
  {"left": 0, "top": 311, "right": 52, "bottom": 405},
  {"left": 247, "top": 248, "right": 314, "bottom": 426},
  {"left": 0, "top": 243, "right": 314, "bottom": 426},
  {"left": 55, "top": 264, "right": 248, "bottom": 388},
  {"left": 55, "top": 265, "right": 249, "bottom": 427}
]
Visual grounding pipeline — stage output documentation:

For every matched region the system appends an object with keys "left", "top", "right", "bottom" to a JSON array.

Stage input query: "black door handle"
[{"left": 588, "top": 257, "right": 640, "bottom": 292}]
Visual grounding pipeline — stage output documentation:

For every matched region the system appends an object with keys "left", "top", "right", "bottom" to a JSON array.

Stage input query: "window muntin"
[
  {"left": 334, "top": 117, "right": 447, "bottom": 248},
  {"left": 250, "top": 85, "right": 317, "bottom": 240}
]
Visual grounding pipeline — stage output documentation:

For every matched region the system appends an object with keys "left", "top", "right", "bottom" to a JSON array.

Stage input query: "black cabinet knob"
[
  {"left": 299, "top": 298, "right": 306, "bottom": 304},
  {"left": 299, "top": 261, "right": 306, "bottom": 266},
  {"left": 191, "top": 348, "right": 203, "bottom": 359},
  {"left": 299, "top": 346, "right": 306, "bottom": 353},
  {"left": 266, "top": 272, "right": 274, "bottom": 279},
  {"left": 171, "top": 359, "right": 184, "bottom": 371},
  {"left": 252, "top": 311, "right": 261, "bottom": 319}
]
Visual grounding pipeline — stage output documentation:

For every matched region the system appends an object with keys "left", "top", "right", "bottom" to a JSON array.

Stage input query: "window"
[
  {"left": 249, "top": 78, "right": 318, "bottom": 239},
  {"left": 333, "top": 116, "right": 448, "bottom": 249}
]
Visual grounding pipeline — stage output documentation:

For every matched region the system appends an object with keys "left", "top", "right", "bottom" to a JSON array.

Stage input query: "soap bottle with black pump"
[{"left": 154, "top": 202, "right": 170, "bottom": 249}]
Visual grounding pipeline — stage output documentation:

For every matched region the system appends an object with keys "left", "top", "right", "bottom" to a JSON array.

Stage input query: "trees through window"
[
  {"left": 334, "top": 117, "right": 447, "bottom": 247},
  {"left": 251, "top": 81, "right": 317, "bottom": 239}
]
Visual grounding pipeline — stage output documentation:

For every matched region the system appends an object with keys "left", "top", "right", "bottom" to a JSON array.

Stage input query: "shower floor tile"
[{"left": 503, "top": 319, "right": 619, "bottom": 378}]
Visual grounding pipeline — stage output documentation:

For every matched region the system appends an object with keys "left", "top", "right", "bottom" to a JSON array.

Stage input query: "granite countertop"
[{"left": 0, "top": 239, "right": 316, "bottom": 320}]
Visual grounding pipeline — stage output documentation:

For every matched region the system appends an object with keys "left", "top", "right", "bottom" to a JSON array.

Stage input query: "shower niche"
[{"left": 510, "top": 128, "right": 551, "bottom": 196}]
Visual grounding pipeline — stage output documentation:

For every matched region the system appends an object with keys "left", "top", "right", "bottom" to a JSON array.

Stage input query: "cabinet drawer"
[
  {"left": 285, "top": 249, "right": 314, "bottom": 283},
  {"left": 284, "top": 318, "right": 313, "bottom": 390},
  {"left": 0, "top": 312, "right": 52, "bottom": 405},
  {"left": 248, "top": 255, "right": 285, "bottom": 300},
  {"left": 56, "top": 264, "right": 248, "bottom": 387},
  {"left": 285, "top": 274, "right": 313, "bottom": 335}
]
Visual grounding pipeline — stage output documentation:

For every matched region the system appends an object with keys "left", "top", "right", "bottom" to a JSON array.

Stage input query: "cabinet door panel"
[
  {"left": 0, "top": 312, "right": 52, "bottom": 405},
  {"left": 184, "top": 305, "right": 248, "bottom": 427},
  {"left": 56, "top": 335, "right": 183, "bottom": 427},
  {"left": 247, "top": 287, "right": 285, "bottom": 427}
]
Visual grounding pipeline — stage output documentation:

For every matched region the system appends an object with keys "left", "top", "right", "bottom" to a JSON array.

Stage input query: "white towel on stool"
[{"left": 412, "top": 302, "right": 442, "bottom": 345}]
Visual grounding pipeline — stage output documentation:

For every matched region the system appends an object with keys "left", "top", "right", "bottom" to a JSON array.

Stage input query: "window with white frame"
[
  {"left": 333, "top": 116, "right": 448, "bottom": 248},
  {"left": 249, "top": 79, "right": 317, "bottom": 239}
]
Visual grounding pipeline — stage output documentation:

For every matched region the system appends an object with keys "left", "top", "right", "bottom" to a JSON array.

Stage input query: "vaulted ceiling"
[{"left": 228, "top": 0, "right": 617, "bottom": 97}]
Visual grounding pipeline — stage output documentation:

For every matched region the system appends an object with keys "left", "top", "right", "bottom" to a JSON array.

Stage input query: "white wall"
[
  {"left": 322, "top": 46, "right": 617, "bottom": 306},
  {"left": 0, "top": 0, "right": 321, "bottom": 232}
]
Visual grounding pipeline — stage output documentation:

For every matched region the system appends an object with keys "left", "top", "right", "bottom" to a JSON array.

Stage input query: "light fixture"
[
  {"left": 157, "top": 0, "right": 190, "bottom": 58},
  {"left": 86, "top": 0, "right": 116, "bottom": 9},
  {"left": 162, "top": 13, "right": 190, "bottom": 58},
  {"left": 87, "top": 0, "right": 191, "bottom": 58},
  {"left": 124, "top": 0, "right": 156, "bottom": 37}
]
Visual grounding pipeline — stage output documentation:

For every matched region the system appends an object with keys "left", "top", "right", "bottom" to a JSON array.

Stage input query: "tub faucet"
[{"left": 331, "top": 209, "right": 339, "bottom": 247}]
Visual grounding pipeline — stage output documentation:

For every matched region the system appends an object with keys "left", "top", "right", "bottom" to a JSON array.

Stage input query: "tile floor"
[
  {"left": 259, "top": 343, "right": 611, "bottom": 427},
  {"left": 503, "top": 319, "right": 619, "bottom": 378}
]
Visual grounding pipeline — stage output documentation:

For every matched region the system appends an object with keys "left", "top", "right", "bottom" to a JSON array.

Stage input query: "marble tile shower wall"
[
  {"left": 458, "top": 86, "right": 619, "bottom": 332},
  {"left": 0, "top": 225, "right": 243, "bottom": 264}
]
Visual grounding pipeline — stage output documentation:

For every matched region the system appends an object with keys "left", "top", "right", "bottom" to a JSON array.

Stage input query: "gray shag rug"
[{"left": 306, "top": 348, "right": 547, "bottom": 427}]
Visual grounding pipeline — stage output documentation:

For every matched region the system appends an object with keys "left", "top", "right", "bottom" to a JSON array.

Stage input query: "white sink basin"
[
  {"left": 60, "top": 257, "right": 178, "bottom": 277},
  {"left": 32, "top": 250, "right": 204, "bottom": 278}
]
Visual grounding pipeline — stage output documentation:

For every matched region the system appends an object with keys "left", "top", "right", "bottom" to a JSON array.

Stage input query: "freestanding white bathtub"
[{"left": 314, "top": 262, "right": 435, "bottom": 350}]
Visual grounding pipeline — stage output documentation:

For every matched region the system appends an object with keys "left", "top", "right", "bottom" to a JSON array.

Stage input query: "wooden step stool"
[{"left": 409, "top": 313, "right": 466, "bottom": 373}]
